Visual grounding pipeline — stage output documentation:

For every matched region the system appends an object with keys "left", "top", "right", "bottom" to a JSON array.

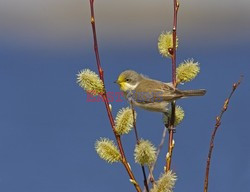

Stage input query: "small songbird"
[{"left": 114, "top": 70, "right": 206, "bottom": 113}]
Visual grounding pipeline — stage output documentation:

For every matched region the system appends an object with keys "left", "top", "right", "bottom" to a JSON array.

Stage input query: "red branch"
[
  {"left": 203, "top": 77, "right": 242, "bottom": 192},
  {"left": 171, "top": 0, "right": 178, "bottom": 87},
  {"left": 166, "top": 0, "right": 179, "bottom": 172},
  {"left": 89, "top": 1, "right": 141, "bottom": 191}
]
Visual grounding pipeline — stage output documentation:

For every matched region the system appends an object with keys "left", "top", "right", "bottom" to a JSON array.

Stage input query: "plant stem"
[
  {"left": 144, "top": 126, "right": 168, "bottom": 192},
  {"left": 130, "top": 102, "right": 150, "bottom": 192},
  {"left": 203, "top": 77, "right": 241, "bottom": 192},
  {"left": 172, "top": 0, "right": 179, "bottom": 87},
  {"left": 89, "top": 1, "right": 141, "bottom": 191},
  {"left": 165, "top": 0, "right": 179, "bottom": 173}
]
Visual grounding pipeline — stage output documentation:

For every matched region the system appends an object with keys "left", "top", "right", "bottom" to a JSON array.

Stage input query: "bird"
[{"left": 114, "top": 70, "right": 206, "bottom": 113}]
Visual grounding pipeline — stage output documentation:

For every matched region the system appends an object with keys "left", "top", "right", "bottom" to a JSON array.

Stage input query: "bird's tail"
[{"left": 181, "top": 89, "right": 206, "bottom": 97}]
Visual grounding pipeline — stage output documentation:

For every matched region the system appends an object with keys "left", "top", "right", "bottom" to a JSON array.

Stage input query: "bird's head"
[{"left": 115, "top": 70, "right": 142, "bottom": 92}]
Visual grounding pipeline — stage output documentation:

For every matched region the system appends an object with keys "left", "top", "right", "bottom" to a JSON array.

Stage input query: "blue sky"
[{"left": 0, "top": 0, "right": 250, "bottom": 192}]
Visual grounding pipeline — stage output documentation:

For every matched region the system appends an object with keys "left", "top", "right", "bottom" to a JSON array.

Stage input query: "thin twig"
[
  {"left": 144, "top": 127, "right": 168, "bottom": 192},
  {"left": 89, "top": 1, "right": 141, "bottom": 191},
  {"left": 130, "top": 101, "right": 150, "bottom": 192},
  {"left": 165, "top": 0, "right": 180, "bottom": 173},
  {"left": 203, "top": 77, "right": 242, "bottom": 192}
]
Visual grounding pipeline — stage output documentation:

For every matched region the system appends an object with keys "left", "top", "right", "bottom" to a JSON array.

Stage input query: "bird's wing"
[{"left": 132, "top": 79, "right": 183, "bottom": 103}]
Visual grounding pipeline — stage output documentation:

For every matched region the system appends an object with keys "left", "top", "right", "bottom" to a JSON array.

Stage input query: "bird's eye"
[{"left": 125, "top": 78, "right": 130, "bottom": 82}]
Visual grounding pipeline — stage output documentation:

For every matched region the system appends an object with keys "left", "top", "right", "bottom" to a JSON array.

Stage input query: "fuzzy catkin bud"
[
  {"left": 163, "top": 106, "right": 185, "bottom": 126},
  {"left": 134, "top": 139, "right": 156, "bottom": 166},
  {"left": 150, "top": 171, "right": 177, "bottom": 192},
  {"left": 95, "top": 138, "right": 121, "bottom": 163},
  {"left": 158, "top": 31, "right": 179, "bottom": 57},
  {"left": 115, "top": 107, "right": 135, "bottom": 135},
  {"left": 176, "top": 59, "right": 200, "bottom": 84},
  {"left": 77, "top": 69, "right": 104, "bottom": 95}
]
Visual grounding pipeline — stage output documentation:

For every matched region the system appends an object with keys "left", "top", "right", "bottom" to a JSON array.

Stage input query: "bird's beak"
[{"left": 114, "top": 80, "right": 121, "bottom": 84}]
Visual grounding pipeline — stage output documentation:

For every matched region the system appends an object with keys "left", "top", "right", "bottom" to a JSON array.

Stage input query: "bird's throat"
[{"left": 119, "top": 82, "right": 138, "bottom": 92}]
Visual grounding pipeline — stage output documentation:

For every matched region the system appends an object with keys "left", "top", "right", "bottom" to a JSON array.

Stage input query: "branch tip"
[{"left": 203, "top": 77, "right": 241, "bottom": 192}]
